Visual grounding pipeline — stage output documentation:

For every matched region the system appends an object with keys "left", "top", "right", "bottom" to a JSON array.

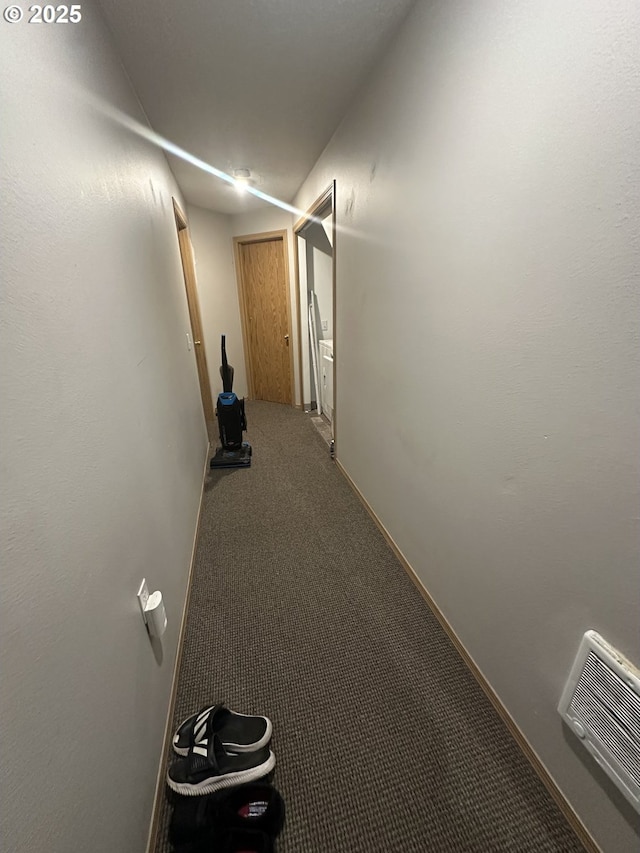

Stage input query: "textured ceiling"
[{"left": 98, "top": 0, "right": 416, "bottom": 214}]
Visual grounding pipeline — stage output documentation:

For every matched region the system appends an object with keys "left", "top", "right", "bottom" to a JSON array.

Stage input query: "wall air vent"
[{"left": 559, "top": 630, "right": 640, "bottom": 813}]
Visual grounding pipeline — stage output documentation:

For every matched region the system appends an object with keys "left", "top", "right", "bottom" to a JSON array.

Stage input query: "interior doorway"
[
  {"left": 173, "top": 200, "right": 215, "bottom": 423},
  {"left": 233, "top": 230, "right": 294, "bottom": 405},
  {"left": 293, "top": 184, "right": 336, "bottom": 440}
]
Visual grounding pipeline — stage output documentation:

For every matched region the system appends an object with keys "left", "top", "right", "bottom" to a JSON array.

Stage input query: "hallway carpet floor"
[{"left": 154, "top": 400, "right": 584, "bottom": 853}]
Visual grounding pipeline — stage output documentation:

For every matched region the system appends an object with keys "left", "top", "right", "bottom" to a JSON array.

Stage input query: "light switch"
[
  {"left": 186, "top": 332, "right": 192, "bottom": 351},
  {"left": 137, "top": 578, "right": 149, "bottom": 620}
]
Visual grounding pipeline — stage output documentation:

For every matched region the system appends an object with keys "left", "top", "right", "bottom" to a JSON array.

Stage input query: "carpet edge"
[{"left": 334, "top": 458, "right": 600, "bottom": 853}]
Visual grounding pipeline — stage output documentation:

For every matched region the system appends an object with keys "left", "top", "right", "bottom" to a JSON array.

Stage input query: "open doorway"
[{"left": 294, "top": 184, "right": 336, "bottom": 447}]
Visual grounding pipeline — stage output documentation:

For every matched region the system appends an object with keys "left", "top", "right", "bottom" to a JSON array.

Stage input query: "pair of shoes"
[
  {"left": 170, "top": 782, "right": 285, "bottom": 853},
  {"left": 167, "top": 702, "right": 275, "bottom": 797}
]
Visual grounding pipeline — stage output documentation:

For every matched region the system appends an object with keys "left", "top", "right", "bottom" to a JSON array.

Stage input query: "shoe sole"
[
  {"left": 166, "top": 751, "right": 276, "bottom": 797},
  {"left": 173, "top": 710, "right": 273, "bottom": 756}
]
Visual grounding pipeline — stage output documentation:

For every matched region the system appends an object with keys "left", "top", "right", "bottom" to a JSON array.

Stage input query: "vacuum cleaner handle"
[{"left": 220, "top": 334, "right": 234, "bottom": 392}]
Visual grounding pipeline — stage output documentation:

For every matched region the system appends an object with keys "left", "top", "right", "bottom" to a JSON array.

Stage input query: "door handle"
[
  {"left": 284, "top": 334, "right": 289, "bottom": 347},
  {"left": 194, "top": 340, "right": 201, "bottom": 345}
]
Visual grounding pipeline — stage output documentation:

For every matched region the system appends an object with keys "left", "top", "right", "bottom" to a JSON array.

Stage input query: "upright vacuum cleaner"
[{"left": 210, "top": 335, "right": 252, "bottom": 469}]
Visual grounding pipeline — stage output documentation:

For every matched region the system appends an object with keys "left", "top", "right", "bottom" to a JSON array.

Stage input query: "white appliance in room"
[{"left": 319, "top": 339, "right": 333, "bottom": 422}]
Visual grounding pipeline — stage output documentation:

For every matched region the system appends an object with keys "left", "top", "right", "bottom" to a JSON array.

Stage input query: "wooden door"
[
  {"left": 173, "top": 201, "right": 215, "bottom": 422},
  {"left": 236, "top": 234, "right": 293, "bottom": 404}
]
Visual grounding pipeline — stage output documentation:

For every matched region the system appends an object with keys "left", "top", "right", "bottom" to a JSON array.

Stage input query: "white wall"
[
  {"left": 301, "top": 216, "right": 334, "bottom": 342},
  {"left": 230, "top": 207, "right": 299, "bottom": 404},
  {"left": 0, "top": 7, "right": 207, "bottom": 853},
  {"left": 303, "top": 240, "right": 332, "bottom": 408},
  {"left": 311, "top": 248, "right": 333, "bottom": 341},
  {"left": 317, "top": 210, "right": 334, "bottom": 343},
  {"left": 295, "top": 2, "right": 640, "bottom": 851},
  {"left": 187, "top": 205, "right": 248, "bottom": 398}
]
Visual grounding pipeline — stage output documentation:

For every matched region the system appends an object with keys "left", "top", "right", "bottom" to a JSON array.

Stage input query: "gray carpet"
[{"left": 154, "top": 400, "right": 584, "bottom": 853}]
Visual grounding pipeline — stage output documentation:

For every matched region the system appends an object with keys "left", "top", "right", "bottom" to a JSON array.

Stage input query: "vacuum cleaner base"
[{"left": 210, "top": 442, "right": 252, "bottom": 470}]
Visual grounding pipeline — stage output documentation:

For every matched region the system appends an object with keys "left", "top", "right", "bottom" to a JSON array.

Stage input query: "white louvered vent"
[{"left": 559, "top": 631, "right": 640, "bottom": 813}]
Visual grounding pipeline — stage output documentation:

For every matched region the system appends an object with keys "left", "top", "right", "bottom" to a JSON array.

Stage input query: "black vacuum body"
[{"left": 210, "top": 335, "right": 252, "bottom": 469}]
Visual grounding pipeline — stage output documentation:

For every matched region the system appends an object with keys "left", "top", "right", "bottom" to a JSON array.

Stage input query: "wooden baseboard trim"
[
  {"left": 145, "top": 442, "right": 210, "bottom": 853},
  {"left": 335, "top": 459, "right": 600, "bottom": 853}
]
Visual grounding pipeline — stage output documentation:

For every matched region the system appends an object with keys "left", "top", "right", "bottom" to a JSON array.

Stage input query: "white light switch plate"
[
  {"left": 321, "top": 320, "right": 328, "bottom": 331},
  {"left": 186, "top": 332, "right": 192, "bottom": 351}
]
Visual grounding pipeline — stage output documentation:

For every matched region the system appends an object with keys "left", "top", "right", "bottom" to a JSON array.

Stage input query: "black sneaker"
[
  {"left": 217, "top": 783, "right": 285, "bottom": 838},
  {"left": 167, "top": 734, "right": 275, "bottom": 796},
  {"left": 170, "top": 783, "right": 285, "bottom": 849},
  {"left": 173, "top": 702, "right": 272, "bottom": 756}
]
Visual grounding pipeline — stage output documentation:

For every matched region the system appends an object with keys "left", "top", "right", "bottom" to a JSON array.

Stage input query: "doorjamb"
[
  {"left": 293, "top": 183, "right": 337, "bottom": 440},
  {"left": 173, "top": 199, "right": 215, "bottom": 422},
  {"left": 233, "top": 230, "right": 294, "bottom": 404}
]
